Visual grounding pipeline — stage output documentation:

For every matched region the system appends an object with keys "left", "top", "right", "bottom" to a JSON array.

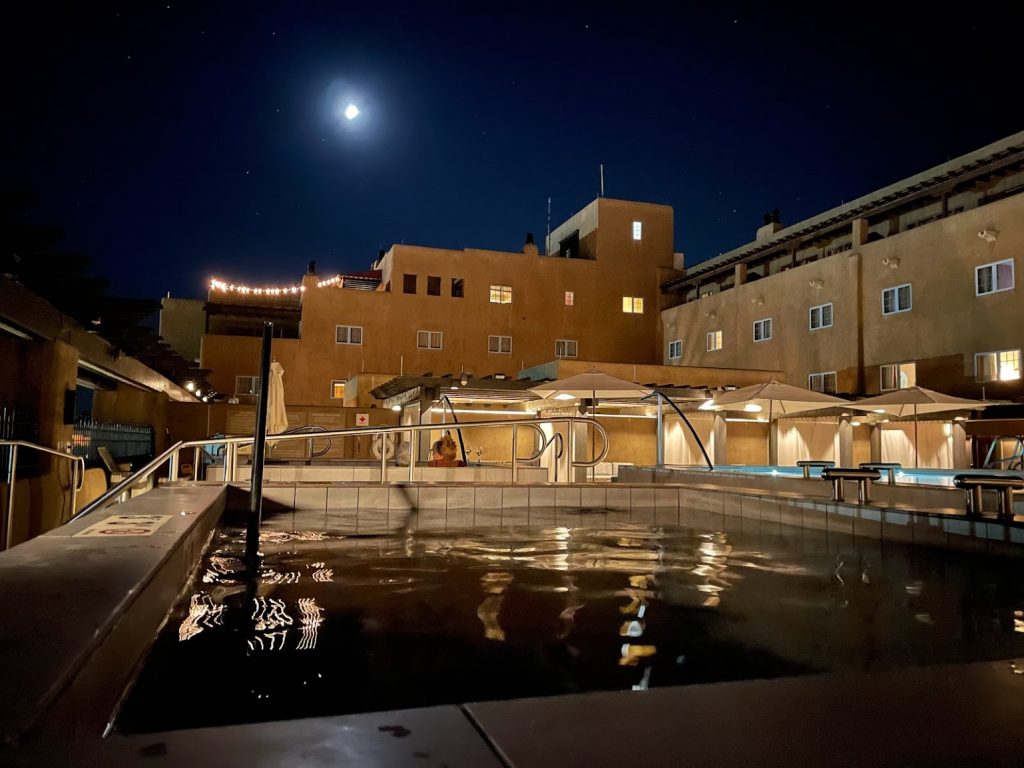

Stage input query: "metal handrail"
[
  {"left": 173, "top": 417, "right": 608, "bottom": 484},
  {"left": 68, "top": 441, "right": 184, "bottom": 523},
  {"left": 1, "top": 440, "right": 86, "bottom": 551}
]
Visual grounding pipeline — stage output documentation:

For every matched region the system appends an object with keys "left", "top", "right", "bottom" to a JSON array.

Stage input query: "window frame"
[
  {"left": 335, "top": 324, "right": 363, "bottom": 345},
  {"left": 808, "top": 302, "right": 833, "bottom": 331},
  {"left": 330, "top": 380, "right": 346, "bottom": 399},
  {"left": 416, "top": 330, "right": 443, "bottom": 350},
  {"left": 974, "top": 349, "right": 1022, "bottom": 383},
  {"left": 808, "top": 371, "right": 837, "bottom": 394},
  {"left": 621, "top": 296, "right": 644, "bottom": 314},
  {"left": 632, "top": 220, "right": 642, "bottom": 240},
  {"left": 403, "top": 273, "right": 417, "bottom": 294},
  {"left": 564, "top": 291, "right": 574, "bottom": 306},
  {"left": 555, "top": 339, "right": 578, "bottom": 359},
  {"left": 451, "top": 277, "right": 465, "bottom": 298},
  {"left": 235, "top": 375, "right": 260, "bottom": 396},
  {"left": 752, "top": 317, "right": 773, "bottom": 342},
  {"left": 882, "top": 283, "right": 912, "bottom": 315},
  {"left": 488, "top": 334, "right": 512, "bottom": 354},
  {"left": 706, "top": 330, "right": 722, "bottom": 352},
  {"left": 668, "top": 339, "right": 682, "bottom": 360},
  {"left": 975, "top": 258, "right": 1014, "bottom": 296},
  {"left": 489, "top": 284, "right": 512, "bottom": 304},
  {"left": 427, "top": 275, "right": 441, "bottom": 296}
]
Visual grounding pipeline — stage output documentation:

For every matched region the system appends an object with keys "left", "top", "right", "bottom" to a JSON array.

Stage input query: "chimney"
[
  {"left": 306, "top": 260, "right": 317, "bottom": 275},
  {"left": 523, "top": 231, "right": 538, "bottom": 256},
  {"left": 756, "top": 209, "right": 782, "bottom": 242}
]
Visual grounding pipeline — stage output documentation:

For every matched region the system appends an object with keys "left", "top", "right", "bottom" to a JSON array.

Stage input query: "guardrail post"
[
  {"left": 379, "top": 434, "right": 387, "bottom": 485},
  {"left": 69, "top": 460, "right": 78, "bottom": 522},
  {"left": 408, "top": 428, "right": 416, "bottom": 482},
  {"left": 565, "top": 421, "right": 576, "bottom": 485},
  {"left": 168, "top": 449, "right": 179, "bottom": 482},
  {"left": 4, "top": 445, "right": 17, "bottom": 551},
  {"left": 511, "top": 425, "right": 518, "bottom": 484},
  {"left": 656, "top": 392, "right": 664, "bottom": 468}
]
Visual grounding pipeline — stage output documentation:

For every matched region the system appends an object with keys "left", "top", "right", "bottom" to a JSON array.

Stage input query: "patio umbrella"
[
  {"left": 708, "top": 380, "right": 851, "bottom": 464},
  {"left": 848, "top": 386, "right": 989, "bottom": 467},
  {"left": 267, "top": 360, "right": 289, "bottom": 435},
  {"left": 529, "top": 369, "right": 653, "bottom": 410}
]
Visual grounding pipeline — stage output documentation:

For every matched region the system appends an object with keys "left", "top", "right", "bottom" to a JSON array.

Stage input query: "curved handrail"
[
  {"left": 643, "top": 392, "right": 714, "bottom": 471},
  {"left": 439, "top": 395, "right": 469, "bottom": 465},
  {"left": 1, "top": 440, "right": 87, "bottom": 550},
  {"left": 68, "top": 441, "right": 184, "bottom": 523},
  {"left": 0, "top": 440, "right": 86, "bottom": 491},
  {"left": 571, "top": 420, "right": 610, "bottom": 468}
]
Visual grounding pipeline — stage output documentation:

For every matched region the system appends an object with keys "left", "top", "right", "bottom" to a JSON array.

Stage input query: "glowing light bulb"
[{"left": 344, "top": 103, "right": 359, "bottom": 120}]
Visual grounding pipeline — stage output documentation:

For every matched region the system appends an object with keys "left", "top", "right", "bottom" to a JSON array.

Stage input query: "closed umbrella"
[
  {"left": 848, "top": 386, "right": 989, "bottom": 467},
  {"left": 709, "top": 380, "right": 851, "bottom": 464},
  {"left": 267, "top": 360, "right": 289, "bottom": 435}
]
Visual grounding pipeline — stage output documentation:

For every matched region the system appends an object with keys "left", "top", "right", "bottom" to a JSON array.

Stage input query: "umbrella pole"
[
  {"left": 914, "top": 404, "right": 919, "bottom": 469},
  {"left": 768, "top": 400, "right": 774, "bottom": 466},
  {"left": 246, "top": 322, "right": 273, "bottom": 573}
]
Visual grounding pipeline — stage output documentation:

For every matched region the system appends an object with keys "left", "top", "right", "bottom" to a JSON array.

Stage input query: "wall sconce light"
[
  {"left": 751, "top": 296, "right": 764, "bottom": 305},
  {"left": 809, "top": 278, "right": 825, "bottom": 289},
  {"left": 704, "top": 310, "right": 716, "bottom": 319},
  {"left": 978, "top": 228, "right": 999, "bottom": 243},
  {"left": 881, "top": 256, "right": 900, "bottom": 269}
]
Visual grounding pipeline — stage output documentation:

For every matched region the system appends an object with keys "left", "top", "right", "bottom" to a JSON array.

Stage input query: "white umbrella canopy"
[
  {"left": 710, "top": 380, "right": 851, "bottom": 416},
  {"left": 848, "top": 386, "right": 989, "bottom": 468},
  {"left": 529, "top": 369, "right": 654, "bottom": 403},
  {"left": 847, "top": 386, "right": 989, "bottom": 417},
  {"left": 266, "top": 360, "right": 289, "bottom": 435}
]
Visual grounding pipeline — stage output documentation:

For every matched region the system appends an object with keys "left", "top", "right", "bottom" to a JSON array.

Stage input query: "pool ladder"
[{"left": 983, "top": 436, "right": 1024, "bottom": 471}]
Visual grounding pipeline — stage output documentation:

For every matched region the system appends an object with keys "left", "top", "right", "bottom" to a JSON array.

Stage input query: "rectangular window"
[
  {"left": 882, "top": 283, "right": 912, "bottom": 315},
  {"left": 335, "top": 325, "right": 363, "bottom": 345},
  {"left": 632, "top": 221, "right": 642, "bottom": 240},
  {"left": 976, "top": 259, "right": 1014, "bottom": 296},
  {"left": 706, "top": 330, "right": 722, "bottom": 351},
  {"left": 668, "top": 339, "right": 682, "bottom": 360},
  {"left": 416, "top": 330, "right": 443, "bottom": 350},
  {"left": 555, "top": 339, "right": 577, "bottom": 358},
  {"left": 564, "top": 291, "right": 574, "bottom": 306},
  {"left": 330, "top": 380, "right": 346, "bottom": 399},
  {"left": 451, "top": 278, "right": 464, "bottom": 298},
  {"left": 975, "top": 349, "right": 1021, "bottom": 382},
  {"left": 808, "top": 371, "right": 837, "bottom": 394},
  {"left": 753, "top": 318, "right": 773, "bottom": 342},
  {"left": 622, "top": 296, "right": 644, "bottom": 313},
  {"left": 235, "top": 375, "right": 260, "bottom": 395},
  {"left": 489, "top": 284, "right": 512, "bottom": 304},
  {"left": 880, "top": 362, "right": 917, "bottom": 391},
  {"left": 809, "top": 302, "right": 833, "bottom": 330},
  {"left": 427, "top": 275, "right": 441, "bottom": 296},
  {"left": 488, "top": 335, "right": 512, "bottom": 354},
  {"left": 403, "top": 274, "right": 417, "bottom": 294}
]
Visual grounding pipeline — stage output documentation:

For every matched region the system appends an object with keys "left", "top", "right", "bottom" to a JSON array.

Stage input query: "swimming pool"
[
  {"left": 117, "top": 512, "right": 1024, "bottom": 733},
  {"left": 705, "top": 465, "right": 1024, "bottom": 487}
]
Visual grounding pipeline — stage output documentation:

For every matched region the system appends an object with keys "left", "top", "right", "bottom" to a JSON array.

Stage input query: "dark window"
[
  {"left": 403, "top": 274, "right": 417, "bottom": 294},
  {"left": 451, "top": 278, "right": 464, "bottom": 298},
  {"left": 559, "top": 230, "right": 580, "bottom": 259},
  {"left": 427, "top": 276, "right": 441, "bottom": 296}
]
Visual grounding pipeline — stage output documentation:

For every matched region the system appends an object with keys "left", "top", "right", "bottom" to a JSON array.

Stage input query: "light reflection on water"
[{"left": 118, "top": 521, "right": 1024, "bottom": 734}]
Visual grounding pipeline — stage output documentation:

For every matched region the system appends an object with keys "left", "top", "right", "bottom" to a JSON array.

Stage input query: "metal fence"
[{"left": 71, "top": 418, "right": 154, "bottom": 465}]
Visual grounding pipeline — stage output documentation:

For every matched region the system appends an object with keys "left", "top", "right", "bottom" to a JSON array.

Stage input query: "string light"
[
  {"left": 316, "top": 275, "right": 343, "bottom": 288},
  {"left": 209, "top": 278, "right": 305, "bottom": 295}
]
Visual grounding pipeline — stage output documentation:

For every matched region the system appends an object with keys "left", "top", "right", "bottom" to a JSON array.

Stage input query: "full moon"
[{"left": 344, "top": 103, "right": 360, "bottom": 120}]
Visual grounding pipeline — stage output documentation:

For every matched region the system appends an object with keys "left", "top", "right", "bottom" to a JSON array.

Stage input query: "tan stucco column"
[
  {"left": 712, "top": 413, "right": 728, "bottom": 465},
  {"left": 838, "top": 416, "right": 854, "bottom": 466},
  {"left": 869, "top": 425, "right": 882, "bottom": 463},
  {"left": 768, "top": 420, "right": 779, "bottom": 466},
  {"left": 952, "top": 422, "right": 970, "bottom": 468}
]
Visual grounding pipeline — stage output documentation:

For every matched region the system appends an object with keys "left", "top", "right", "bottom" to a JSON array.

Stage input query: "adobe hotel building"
[{"left": 193, "top": 129, "right": 1024, "bottom": 467}]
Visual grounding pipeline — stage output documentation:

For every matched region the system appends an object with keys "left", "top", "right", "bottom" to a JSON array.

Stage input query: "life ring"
[{"left": 370, "top": 433, "right": 398, "bottom": 460}]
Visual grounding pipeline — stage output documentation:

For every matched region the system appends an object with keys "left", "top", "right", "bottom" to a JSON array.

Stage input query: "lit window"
[
  {"left": 489, "top": 284, "right": 512, "bottom": 304},
  {"left": 335, "top": 325, "right": 363, "bottom": 345},
  {"left": 632, "top": 221, "right": 642, "bottom": 240},
  {"left": 976, "top": 259, "right": 1014, "bottom": 296},
  {"left": 668, "top": 340, "right": 682, "bottom": 360},
  {"left": 975, "top": 349, "right": 1021, "bottom": 383},
  {"left": 451, "top": 278, "right": 464, "bottom": 298},
  {"left": 753, "top": 318, "right": 773, "bottom": 342},
  {"left": 882, "top": 283, "right": 912, "bottom": 315},
  {"left": 427, "top": 275, "right": 441, "bottom": 296},
  {"left": 564, "top": 291, "right": 574, "bottom": 306},
  {"left": 809, "top": 302, "right": 833, "bottom": 330},
  {"left": 330, "top": 380, "right": 346, "bottom": 399},
  {"left": 235, "top": 375, "right": 260, "bottom": 395},
  {"left": 706, "top": 330, "right": 722, "bottom": 351},
  {"left": 622, "top": 296, "right": 644, "bottom": 313},
  {"left": 808, "top": 372, "right": 837, "bottom": 394},
  {"left": 488, "top": 335, "right": 512, "bottom": 354},
  {"left": 416, "top": 330, "right": 443, "bottom": 350},
  {"left": 880, "top": 362, "right": 916, "bottom": 391},
  {"left": 555, "top": 339, "right": 577, "bottom": 358}
]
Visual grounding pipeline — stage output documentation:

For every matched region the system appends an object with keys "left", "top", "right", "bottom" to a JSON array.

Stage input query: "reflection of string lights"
[
  {"left": 209, "top": 278, "right": 305, "bottom": 295},
  {"left": 252, "top": 597, "right": 293, "bottom": 631},
  {"left": 296, "top": 598, "right": 325, "bottom": 651},
  {"left": 178, "top": 593, "right": 225, "bottom": 641}
]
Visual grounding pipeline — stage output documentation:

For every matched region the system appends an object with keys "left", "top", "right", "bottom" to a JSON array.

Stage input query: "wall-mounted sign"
[
  {"left": 74, "top": 514, "right": 172, "bottom": 537},
  {"left": 355, "top": 413, "right": 370, "bottom": 427}
]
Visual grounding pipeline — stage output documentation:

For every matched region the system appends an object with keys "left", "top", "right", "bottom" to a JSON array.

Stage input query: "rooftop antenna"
[
  {"left": 600, "top": 164, "right": 605, "bottom": 197},
  {"left": 546, "top": 196, "right": 551, "bottom": 255}
]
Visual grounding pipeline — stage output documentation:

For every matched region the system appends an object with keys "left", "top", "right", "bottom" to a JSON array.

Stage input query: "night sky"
[{"left": 5, "top": 1, "right": 1024, "bottom": 300}]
